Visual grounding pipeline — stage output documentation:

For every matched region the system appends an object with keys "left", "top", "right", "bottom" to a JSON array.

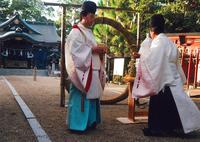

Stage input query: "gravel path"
[
  {"left": 0, "top": 76, "right": 200, "bottom": 142},
  {"left": 0, "top": 77, "right": 36, "bottom": 142}
]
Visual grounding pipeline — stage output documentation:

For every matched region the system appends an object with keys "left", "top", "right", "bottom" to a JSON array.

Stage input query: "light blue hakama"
[{"left": 67, "top": 84, "right": 101, "bottom": 131}]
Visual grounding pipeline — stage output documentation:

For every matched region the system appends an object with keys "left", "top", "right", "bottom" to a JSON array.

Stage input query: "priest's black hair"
[
  {"left": 150, "top": 14, "right": 165, "bottom": 34},
  {"left": 80, "top": 1, "right": 97, "bottom": 20}
]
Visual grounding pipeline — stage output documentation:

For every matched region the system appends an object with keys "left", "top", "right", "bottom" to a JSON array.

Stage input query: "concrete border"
[{"left": 2, "top": 76, "right": 51, "bottom": 142}]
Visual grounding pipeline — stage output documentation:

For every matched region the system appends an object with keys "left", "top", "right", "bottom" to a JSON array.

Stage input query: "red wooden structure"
[{"left": 167, "top": 33, "right": 200, "bottom": 89}]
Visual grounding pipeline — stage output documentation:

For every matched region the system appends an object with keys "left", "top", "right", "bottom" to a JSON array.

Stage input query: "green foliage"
[
  {"left": 0, "top": 0, "right": 10, "bottom": 19},
  {"left": 0, "top": 0, "right": 54, "bottom": 22},
  {"left": 112, "top": 75, "right": 123, "bottom": 84},
  {"left": 56, "top": 0, "right": 85, "bottom": 35},
  {"left": 158, "top": 0, "right": 200, "bottom": 32},
  {"left": 128, "top": 59, "right": 136, "bottom": 77},
  {"left": 1, "top": 0, "right": 199, "bottom": 35},
  {"left": 94, "top": 0, "right": 200, "bottom": 57},
  {"left": 93, "top": 0, "right": 200, "bottom": 78},
  {"left": 94, "top": 0, "right": 134, "bottom": 56}
]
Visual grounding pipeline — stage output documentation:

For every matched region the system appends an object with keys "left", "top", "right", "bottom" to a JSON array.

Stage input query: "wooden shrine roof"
[{"left": 0, "top": 13, "right": 60, "bottom": 45}]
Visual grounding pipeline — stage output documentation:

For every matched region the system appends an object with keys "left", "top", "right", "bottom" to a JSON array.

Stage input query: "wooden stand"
[{"left": 116, "top": 76, "right": 148, "bottom": 124}]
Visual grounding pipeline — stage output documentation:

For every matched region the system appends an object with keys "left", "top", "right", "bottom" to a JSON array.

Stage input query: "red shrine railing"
[{"left": 167, "top": 33, "right": 200, "bottom": 89}]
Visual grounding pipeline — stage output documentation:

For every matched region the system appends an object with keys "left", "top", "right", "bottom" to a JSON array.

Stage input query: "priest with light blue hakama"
[{"left": 65, "top": 1, "right": 107, "bottom": 131}]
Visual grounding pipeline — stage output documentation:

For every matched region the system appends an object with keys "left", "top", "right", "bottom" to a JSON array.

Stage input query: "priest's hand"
[
  {"left": 92, "top": 44, "right": 107, "bottom": 54},
  {"left": 132, "top": 52, "right": 140, "bottom": 58}
]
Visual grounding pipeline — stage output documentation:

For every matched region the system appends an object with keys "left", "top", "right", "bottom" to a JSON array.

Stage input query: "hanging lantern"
[
  {"left": 27, "top": 51, "right": 34, "bottom": 58},
  {"left": 20, "top": 50, "right": 23, "bottom": 56},
  {"left": 1, "top": 49, "right": 8, "bottom": 57}
]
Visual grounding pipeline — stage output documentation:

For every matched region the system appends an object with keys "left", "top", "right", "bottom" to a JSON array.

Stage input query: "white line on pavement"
[{"left": 2, "top": 76, "right": 51, "bottom": 142}]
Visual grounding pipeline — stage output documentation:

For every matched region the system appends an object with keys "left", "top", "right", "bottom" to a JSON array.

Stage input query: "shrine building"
[
  {"left": 167, "top": 33, "right": 200, "bottom": 88},
  {"left": 0, "top": 13, "right": 60, "bottom": 69}
]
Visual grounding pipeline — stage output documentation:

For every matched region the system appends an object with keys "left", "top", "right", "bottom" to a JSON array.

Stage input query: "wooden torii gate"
[{"left": 44, "top": 2, "right": 143, "bottom": 122}]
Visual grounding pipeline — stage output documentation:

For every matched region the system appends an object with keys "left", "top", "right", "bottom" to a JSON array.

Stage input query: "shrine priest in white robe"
[
  {"left": 65, "top": 1, "right": 107, "bottom": 131},
  {"left": 132, "top": 14, "right": 200, "bottom": 136}
]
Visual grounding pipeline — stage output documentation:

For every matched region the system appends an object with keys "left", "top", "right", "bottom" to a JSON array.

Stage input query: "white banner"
[{"left": 113, "top": 58, "right": 124, "bottom": 76}]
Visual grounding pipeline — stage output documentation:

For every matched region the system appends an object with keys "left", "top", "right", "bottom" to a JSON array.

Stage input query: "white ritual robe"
[
  {"left": 65, "top": 23, "right": 105, "bottom": 99},
  {"left": 137, "top": 33, "right": 200, "bottom": 133},
  {"left": 135, "top": 36, "right": 152, "bottom": 70},
  {"left": 132, "top": 36, "right": 153, "bottom": 98},
  {"left": 139, "top": 35, "right": 152, "bottom": 57}
]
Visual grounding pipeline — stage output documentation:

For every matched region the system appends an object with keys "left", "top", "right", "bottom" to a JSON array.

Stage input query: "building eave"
[{"left": 0, "top": 14, "right": 41, "bottom": 35}]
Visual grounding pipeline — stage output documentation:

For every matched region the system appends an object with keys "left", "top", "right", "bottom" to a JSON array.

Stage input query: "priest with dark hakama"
[{"left": 132, "top": 14, "right": 200, "bottom": 136}]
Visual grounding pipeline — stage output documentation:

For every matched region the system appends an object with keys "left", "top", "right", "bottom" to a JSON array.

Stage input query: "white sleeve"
[
  {"left": 141, "top": 39, "right": 166, "bottom": 93},
  {"left": 68, "top": 29, "right": 92, "bottom": 71},
  {"left": 139, "top": 38, "right": 152, "bottom": 57}
]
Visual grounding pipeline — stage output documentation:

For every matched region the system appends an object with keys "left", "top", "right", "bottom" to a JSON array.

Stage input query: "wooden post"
[
  {"left": 126, "top": 12, "right": 140, "bottom": 120},
  {"left": 33, "top": 66, "right": 37, "bottom": 81},
  {"left": 128, "top": 80, "right": 135, "bottom": 121},
  {"left": 194, "top": 49, "right": 199, "bottom": 88},
  {"left": 187, "top": 50, "right": 193, "bottom": 89},
  {"left": 60, "top": 6, "right": 66, "bottom": 107},
  {"left": 123, "top": 76, "right": 148, "bottom": 123}
]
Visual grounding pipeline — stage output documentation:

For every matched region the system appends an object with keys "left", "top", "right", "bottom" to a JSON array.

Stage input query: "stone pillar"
[{"left": 51, "top": 62, "right": 55, "bottom": 75}]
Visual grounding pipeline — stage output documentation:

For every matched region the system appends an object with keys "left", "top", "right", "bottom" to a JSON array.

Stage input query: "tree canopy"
[
  {"left": 93, "top": 0, "right": 200, "bottom": 56},
  {"left": 55, "top": 0, "right": 85, "bottom": 35},
  {"left": 0, "top": 0, "right": 54, "bottom": 22},
  {"left": 1, "top": 0, "right": 200, "bottom": 56}
]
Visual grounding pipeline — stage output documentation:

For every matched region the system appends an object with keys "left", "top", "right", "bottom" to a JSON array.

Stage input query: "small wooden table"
[{"left": 116, "top": 76, "right": 148, "bottom": 124}]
